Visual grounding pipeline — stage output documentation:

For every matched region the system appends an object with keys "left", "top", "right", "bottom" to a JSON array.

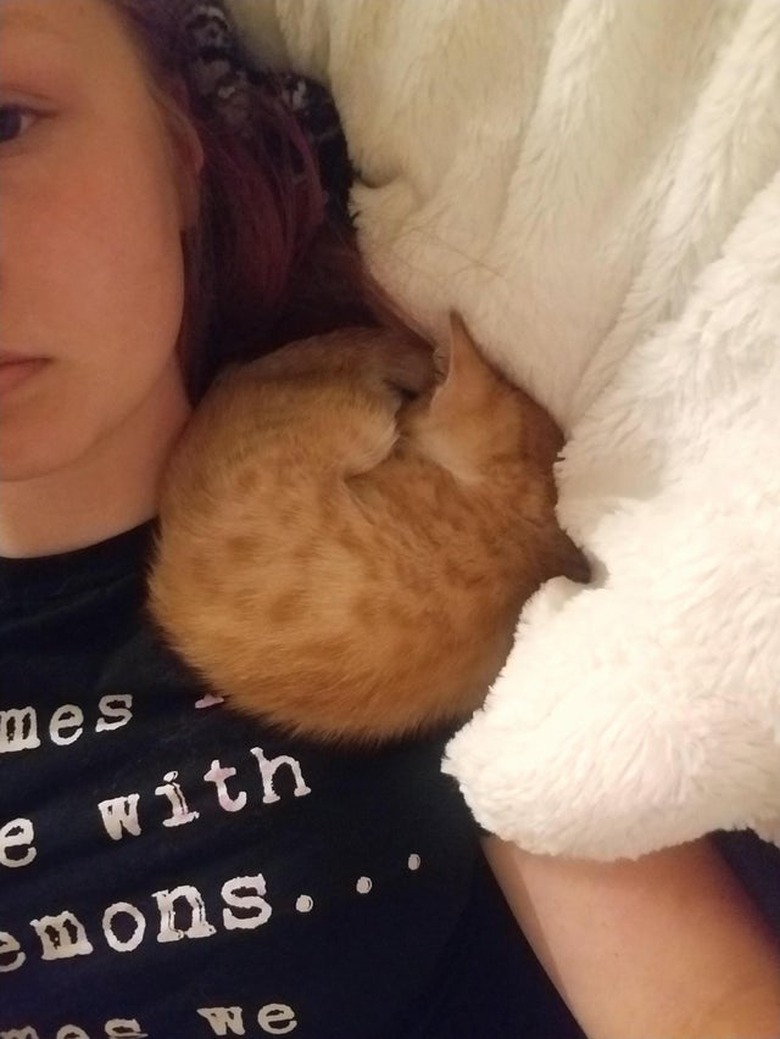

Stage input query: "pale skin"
[
  {"left": 1, "top": 0, "right": 779, "bottom": 1034},
  {"left": 0, "top": 0, "right": 197, "bottom": 554},
  {"left": 485, "top": 838, "right": 780, "bottom": 1037}
]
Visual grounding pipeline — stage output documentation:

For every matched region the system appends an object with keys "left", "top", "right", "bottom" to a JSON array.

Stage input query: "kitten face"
[
  {"left": 402, "top": 314, "right": 554, "bottom": 484},
  {"left": 149, "top": 317, "right": 588, "bottom": 742}
]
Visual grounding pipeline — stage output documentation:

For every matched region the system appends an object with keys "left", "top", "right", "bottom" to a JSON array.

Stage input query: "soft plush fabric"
[{"left": 229, "top": 0, "right": 780, "bottom": 861}]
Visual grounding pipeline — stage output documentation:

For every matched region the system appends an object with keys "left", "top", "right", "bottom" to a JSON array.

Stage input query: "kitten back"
[{"left": 149, "top": 318, "right": 588, "bottom": 742}]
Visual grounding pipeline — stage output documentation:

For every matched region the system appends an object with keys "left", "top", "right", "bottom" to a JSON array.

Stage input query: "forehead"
[
  {"left": 0, "top": 0, "right": 82, "bottom": 32},
  {"left": 0, "top": 0, "right": 127, "bottom": 53},
  {"left": 0, "top": 0, "right": 152, "bottom": 97}
]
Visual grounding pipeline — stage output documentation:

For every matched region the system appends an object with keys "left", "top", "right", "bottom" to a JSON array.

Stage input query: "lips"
[
  {"left": 0, "top": 351, "right": 41, "bottom": 364},
  {"left": 0, "top": 356, "right": 49, "bottom": 398}
]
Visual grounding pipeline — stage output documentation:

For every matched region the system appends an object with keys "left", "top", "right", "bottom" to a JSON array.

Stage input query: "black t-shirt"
[{"left": 0, "top": 523, "right": 583, "bottom": 1038}]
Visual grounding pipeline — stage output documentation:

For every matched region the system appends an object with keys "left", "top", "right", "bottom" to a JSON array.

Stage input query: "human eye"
[{"left": 0, "top": 104, "right": 38, "bottom": 145}]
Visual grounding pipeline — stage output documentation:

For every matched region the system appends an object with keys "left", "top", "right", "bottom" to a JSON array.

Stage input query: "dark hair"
[{"left": 112, "top": 0, "right": 384, "bottom": 401}]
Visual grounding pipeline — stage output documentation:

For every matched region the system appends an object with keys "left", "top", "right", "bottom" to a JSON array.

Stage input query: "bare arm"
[{"left": 483, "top": 834, "right": 780, "bottom": 1038}]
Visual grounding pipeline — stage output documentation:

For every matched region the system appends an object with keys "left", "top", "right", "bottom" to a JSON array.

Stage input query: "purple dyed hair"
[{"left": 112, "top": 0, "right": 383, "bottom": 401}]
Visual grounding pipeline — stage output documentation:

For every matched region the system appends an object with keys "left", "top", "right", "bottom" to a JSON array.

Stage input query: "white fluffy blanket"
[{"left": 229, "top": 0, "right": 780, "bottom": 861}]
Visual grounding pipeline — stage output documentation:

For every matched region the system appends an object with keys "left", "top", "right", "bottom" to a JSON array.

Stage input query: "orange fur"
[{"left": 148, "top": 316, "right": 588, "bottom": 742}]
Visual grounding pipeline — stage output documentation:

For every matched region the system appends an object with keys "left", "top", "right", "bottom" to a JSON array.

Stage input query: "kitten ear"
[
  {"left": 430, "top": 312, "right": 493, "bottom": 416},
  {"left": 402, "top": 312, "right": 511, "bottom": 483}
]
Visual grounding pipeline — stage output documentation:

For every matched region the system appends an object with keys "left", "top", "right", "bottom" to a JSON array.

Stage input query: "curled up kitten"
[{"left": 148, "top": 315, "right": 589, "bottom": 743}]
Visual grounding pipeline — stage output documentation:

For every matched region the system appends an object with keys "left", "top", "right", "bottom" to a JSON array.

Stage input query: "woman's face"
[{"left": 0, "top": 0, "right": 196, "bottom": 484}]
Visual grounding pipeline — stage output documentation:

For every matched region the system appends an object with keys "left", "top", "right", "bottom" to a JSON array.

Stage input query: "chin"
[
  {"left": 0, "top": 453, "right": 69, "bottom": 484},
  {"left": 0, "top": 423, "right": 87, "bottom": 484}
]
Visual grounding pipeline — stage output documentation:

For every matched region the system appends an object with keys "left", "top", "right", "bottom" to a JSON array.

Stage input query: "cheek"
[
  {"left": 0, "top": 136, "right": 188, "bottom": 479},
  {"left": 73, "top": 168, "right": 183, "bottom": 370},
  {"left": 9, "top": 127, "right": 186, "bottom": 383}
]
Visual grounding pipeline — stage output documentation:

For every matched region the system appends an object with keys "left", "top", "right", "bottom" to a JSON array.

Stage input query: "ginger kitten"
[{"left": 148, "top": 316, "right": 588, "bottom": 742}]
